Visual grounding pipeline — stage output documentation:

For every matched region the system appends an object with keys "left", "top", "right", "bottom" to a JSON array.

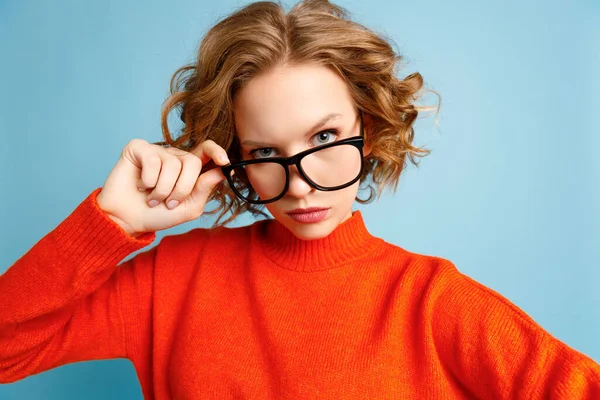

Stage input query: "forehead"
[{"left": 232, "top": 63, "right": 355, "bottom": 139}]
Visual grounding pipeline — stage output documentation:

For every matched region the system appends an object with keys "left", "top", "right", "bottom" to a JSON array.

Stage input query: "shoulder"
[
  {"left": 378, "top": 240, "right": 528, "bottom": 319},
  {"left": 374, "top": 239, "right": 460, "bottom": 281},
  {"left": 376, "top": 242, "right": 549, "bottom": 339}
]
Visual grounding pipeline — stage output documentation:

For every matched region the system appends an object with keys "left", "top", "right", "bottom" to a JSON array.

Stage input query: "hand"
[{"left": 96, "top": 139, "right": 229, "bottom": 237}]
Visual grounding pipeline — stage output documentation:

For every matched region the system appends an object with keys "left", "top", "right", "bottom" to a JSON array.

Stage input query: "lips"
[
  {"left": 286, "top": 207, "right": 329, "bottom": 214},
  {"left": 285, "top": 207, "right": 330, "bottom": 224}
]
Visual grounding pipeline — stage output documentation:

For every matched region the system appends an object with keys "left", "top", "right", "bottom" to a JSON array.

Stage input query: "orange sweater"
[{"left": 1, "top": 188, "right": 599, "bottom": 399}]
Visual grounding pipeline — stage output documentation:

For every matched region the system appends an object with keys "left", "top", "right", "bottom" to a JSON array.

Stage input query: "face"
[{"left": 232, "top": 63, "right": 370, "bottom": 240}]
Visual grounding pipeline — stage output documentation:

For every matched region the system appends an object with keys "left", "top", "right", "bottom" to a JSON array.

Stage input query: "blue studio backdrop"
[{"left": 0, "top": 0, "right": 598, "bottom": 398}]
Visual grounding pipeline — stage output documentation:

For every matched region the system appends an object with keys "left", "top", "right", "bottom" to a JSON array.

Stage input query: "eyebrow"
[{"left": 241, "top": 112, "right": 343, "bottom": 148}]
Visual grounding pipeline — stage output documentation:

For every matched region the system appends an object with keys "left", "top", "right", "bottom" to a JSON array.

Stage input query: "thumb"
[{"left": 187, "top": 168, "right": 227, "bottom": 212}]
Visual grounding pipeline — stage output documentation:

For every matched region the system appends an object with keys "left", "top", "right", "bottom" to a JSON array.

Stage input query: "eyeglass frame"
[{"left": 221, "top": 110, "right": 365, "bottom": 205}]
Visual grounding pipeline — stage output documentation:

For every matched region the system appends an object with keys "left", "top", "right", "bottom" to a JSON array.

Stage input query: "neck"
[{"left": 254, "top": 210, "right": 383, "bottom": 272}]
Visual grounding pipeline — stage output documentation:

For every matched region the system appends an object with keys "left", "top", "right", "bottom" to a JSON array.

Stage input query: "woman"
[{"left": 1, "top": 0, "right": 599, "bottom": 398}]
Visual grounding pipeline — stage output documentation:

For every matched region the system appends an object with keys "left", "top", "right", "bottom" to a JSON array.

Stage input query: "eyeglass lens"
[{"left": 229, "top": 142, "right": 362, "bottom": 203}]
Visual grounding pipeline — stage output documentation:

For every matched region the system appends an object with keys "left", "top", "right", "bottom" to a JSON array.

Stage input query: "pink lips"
[{"left": 286, "top": 207, "right": 330, "bottom": 223}]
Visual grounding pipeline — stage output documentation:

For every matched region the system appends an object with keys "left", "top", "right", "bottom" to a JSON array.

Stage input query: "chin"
[{"left": 282, "top": 217, "right": 337, "bottom": 241}]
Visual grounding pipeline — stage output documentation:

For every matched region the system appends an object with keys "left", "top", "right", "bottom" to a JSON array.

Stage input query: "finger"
[
  {"left": 191, "top": 140, "right": 230, "bottom": 167},
  {"left": 164, "top": 153, "right": 202, "bottom": 209},
  {"left": 130, "top": 144, "right": 162, "bottom": 191},
  {"left": 138, "top": 145, "right": 189, "bottom": 192},
  {"left": 187, "top": 167, "right": 226, "bottom": 215},
  {"left": 163, "top": 145, "right": 189, "bottom": 158},
  {"left": 147, "top": 154, "right": 182, "bottom": 206}
]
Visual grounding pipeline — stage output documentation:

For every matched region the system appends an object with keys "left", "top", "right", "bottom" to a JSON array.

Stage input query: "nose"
[{"left": 285, "top": 165, "right": 314, "bottom": 199}]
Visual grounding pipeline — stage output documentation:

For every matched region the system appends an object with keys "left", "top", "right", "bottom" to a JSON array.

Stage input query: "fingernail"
[
  {"left": 148, "top": 199, "right": 159, "bottom": 207},
  {"left": 138, "top": 187, "right": 146, "bottom": 192},
  {"left": 167, "top": 200, "right": 179, "bottom": 209},
  {"left": 220, "top": 154, "right": 229, "bottom": 164}
]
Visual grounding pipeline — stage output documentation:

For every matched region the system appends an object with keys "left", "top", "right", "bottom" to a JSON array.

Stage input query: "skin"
[{"left": 233, "top": 63, "right": 371, "bottom": 240}]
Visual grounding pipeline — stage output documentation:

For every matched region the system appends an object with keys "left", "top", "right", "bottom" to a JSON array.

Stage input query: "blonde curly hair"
[{"left": 154, "top": 0, "right": 440, "bottom": 226}]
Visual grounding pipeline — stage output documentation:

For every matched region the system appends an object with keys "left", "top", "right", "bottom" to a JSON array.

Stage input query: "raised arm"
[
  {"left": 0, "top": 137, "right": 234, "bottom": 385},
  {"left": 0, "top": 189, "right": 157, "bottom": 383}
]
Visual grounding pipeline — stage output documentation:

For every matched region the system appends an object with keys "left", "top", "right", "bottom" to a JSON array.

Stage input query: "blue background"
[{"left": 1, "top": 0, "right": 598, "bottom": 398}]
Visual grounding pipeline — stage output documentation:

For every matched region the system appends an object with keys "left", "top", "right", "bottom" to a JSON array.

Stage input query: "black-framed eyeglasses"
[{"left": 221, "top": 111, "right": 365, "bottom": 205}]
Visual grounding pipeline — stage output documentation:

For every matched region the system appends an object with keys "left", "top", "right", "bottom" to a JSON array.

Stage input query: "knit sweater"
[{"left": 1, "top": 188, "right": 599, "bottom": 399}]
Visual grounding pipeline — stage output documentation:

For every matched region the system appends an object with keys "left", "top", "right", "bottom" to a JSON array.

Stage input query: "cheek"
[
  {"left": 246, "top": 164, "right": 287, "bottom": 200},
  {"left": 337, "top": 181, "right": 361, "bottom": 205},
  {"left": 299, "top": 143, "right": 362, "bottom": 188}
]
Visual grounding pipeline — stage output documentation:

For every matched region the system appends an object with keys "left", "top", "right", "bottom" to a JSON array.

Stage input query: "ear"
[{"left": 362, "top": 112, "right": 374, "bottom": 157}]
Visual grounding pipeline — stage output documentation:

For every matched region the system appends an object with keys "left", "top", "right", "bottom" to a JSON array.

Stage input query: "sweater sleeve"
[
  {"left": 431, "top": 261, "right": 600, "bottom": 399},
  {"left": 0, "top": 188, "right": 157, "bottom": 383}
]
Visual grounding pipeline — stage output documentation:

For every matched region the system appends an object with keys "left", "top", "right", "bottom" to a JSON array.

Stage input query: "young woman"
[{"left": 1, "top": 0, "right": 599, "bottom": 398}]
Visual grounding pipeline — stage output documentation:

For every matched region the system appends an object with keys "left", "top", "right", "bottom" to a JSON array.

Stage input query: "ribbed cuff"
[{"left": 52, "top": 188, "right": 156, "bottom": 273}]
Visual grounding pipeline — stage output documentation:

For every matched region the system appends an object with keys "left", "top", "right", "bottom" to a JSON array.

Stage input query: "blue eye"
[
  {"left": 248, "top": 129, "right": 338, "bottom": 159},
  {"left": 312, "top": 130, "right": 338, "bottom": 146},
  {"left": 251, "top": 148, "right": 276, "bottom": 159}
]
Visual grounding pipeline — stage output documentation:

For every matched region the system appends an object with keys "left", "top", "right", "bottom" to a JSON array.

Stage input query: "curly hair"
[{"left": 154, "top": 0, "right": 441, "bottom": 226}]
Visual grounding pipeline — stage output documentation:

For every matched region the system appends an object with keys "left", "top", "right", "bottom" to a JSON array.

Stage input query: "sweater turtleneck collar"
[{"left": 255, "top": 210, "right": 383, "bottom": 272}]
